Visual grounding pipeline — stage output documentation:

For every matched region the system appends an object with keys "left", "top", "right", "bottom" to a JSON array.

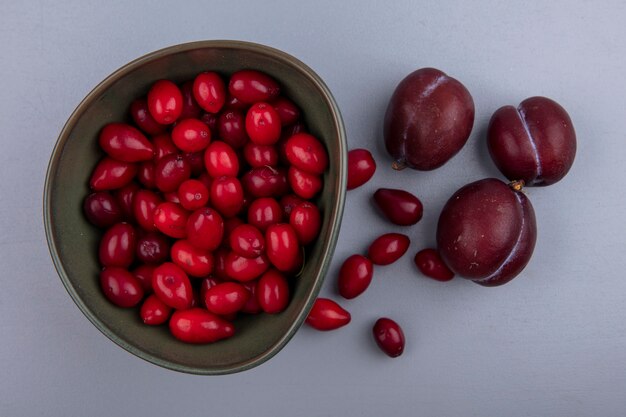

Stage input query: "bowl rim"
[{"left": 43, "top": 39, "right": 347, "bottom": 375}]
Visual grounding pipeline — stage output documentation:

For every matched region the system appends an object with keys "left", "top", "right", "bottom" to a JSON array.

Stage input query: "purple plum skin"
[
  {"left": 384, "top": 68, "right": 475, "bottom": 171},
  {"left": 436, "top": 178, "right": 537, "bottom": 286},
  {"left": 487, "top": 96, "right": 576, "bottom": 186}
]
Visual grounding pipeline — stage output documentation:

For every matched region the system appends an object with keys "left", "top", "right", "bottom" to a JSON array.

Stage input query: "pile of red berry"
[{"left": 84, "top": 69, "right": 329, "bottom": 344}]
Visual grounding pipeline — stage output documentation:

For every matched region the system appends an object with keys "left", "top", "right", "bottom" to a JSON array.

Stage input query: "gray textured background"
[{"left": 2, "top": 1, "right": 625, "bottom": 416}]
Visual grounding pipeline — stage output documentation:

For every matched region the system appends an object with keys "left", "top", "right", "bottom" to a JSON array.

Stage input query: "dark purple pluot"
[
  {"left": 384, "top": 68, "right": 475, "bottom": 171},
  {"left": 83, "top": 192, "right": 123, "bottom": 228},
  {"left": 487, "top": 96, "right": 576, "bottom": 186},
  {"left": 373, "top": 188, "right": 423, "bottom": 226},
  {"left": 436, "top": 178, "right": 536, "bottom": 286}
]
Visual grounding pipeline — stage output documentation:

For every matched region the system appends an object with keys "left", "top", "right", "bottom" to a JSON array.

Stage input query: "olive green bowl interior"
[{"left": 44, "top": 40, "right": 346, "bottom": 375}]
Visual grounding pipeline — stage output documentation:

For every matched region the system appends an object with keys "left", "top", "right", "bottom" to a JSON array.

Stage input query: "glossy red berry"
[
  {"left": 265, "top": 223, "right": 301, "bottom": 272},
  {"left": 224, "top": 252, "right": 270, "bottom": 282},
  {"left": 247, "top": 197, "right": 283, "bottom": 232},
  {"left": 132, "top": 189, "right": 162, "bottom": 232},
  {"left": 204, "top": 282, "right": 250, "bottom": 315},
  {"left": 285, "top": 133, "right": 328, "bottom": 175},
  {"left": 245, "top": 102, "right": 282, "bottom": 145},
  {"left": 152, "top": 133, "right": 178, "bottom": 160},
  {"left": 147, "top": 79, "right": 183, "bottom": 125},
  {"left": 100, "top": 267, "right": 144, "bottom": 308},
  {"left": 185, "top": 207, "right": 224, "bottom": 251},
  {"left": 347, "top": 149, "right": 376, "bottom": 190},
  {"left": 414, "top": 248, "right": 455, "bottom": 281},
  {"left": 135, "top": 232, "right": 170, "bottom": 264},
  {"left": 153, "top": 202, "right": 189, "bottom": 239},
  {"left": 192, "top": 72, "right": 226, "bottom": 114},
  {"left": 243, "top": 143, "right": 279, "bottom": 168},
  {"left": 272, "top": 96, "right": 300, "bottom": 126},
  {"left": 130, "top": 98, "right": 166, "bottom": 135},
  {"left": 229, "top": 70, "right": 280, "bottom": 103},
  {"left": 242, "top": 167, "right": 289, "bottom": 198},
  {"left": 89, "top": 157, "right": 137, "bottom": 191},
  {"left": 140, "top": 294, "right": 172, "bottom": 325},
  {"left": 152, "top": 262, "right": 193, "bottom": 310},
  {"left": 338, "top": 254, "right": 374, "bottom": 299},
  {"left": 154, "top": 153, "right": 191, "bottom": 193},
  {"left": 229, "top": 224, "right": 265, "bottom": 258},
  {"left": 373, "top": 318, "right": 405, "bottom": 358},
  {"left": 210, "top": 176, "right": 244, "bottom": 218},
  {"left": 217, "top": 110, "right": 248, "bottom": 149},
  {"left": 306, "top": 298, "right": 351, "bottom": 331},
  {"left": 170, "top": 239, "right": 214, "bottom": 277},
  {"left": 257, "top": 269, "right": 289, "bottom": 314},
  {"left": 288, "top": 167, "right": 322, "bottom": 199},
  {"left": 177, "top": 179, "right": 209, "bottom": 211},
  {"left": 132, "top": 264, "right": 155, "bottom": 292},
  {"left": 98, "top": 123, "right": 154, "bottom": 162},
  {"left": 98, "top": 223, "right": 136, "bottom": 268},
  {"left": 367, "top": 233, "right": 410, "bottom": 265},
  {"left": 204, "top": 141, "right": 239, "bottom": 177},
  {"left": 178, "top": 81, "right": 202, "bottom": 120},
  {"left": 83, "top": 192, "right": 123, "bottom": 228},
  {"left": 171, "top": 118, "right": 211, "bottom": 152},
  {"left": 169, "top": 308, "right": 235, "bottom": 344},
  {"left": 373, "top": 188, "right": 423, "bottom": 225},
  {"left": 289, "top": 202, "right": 321, "bottom": 245}
]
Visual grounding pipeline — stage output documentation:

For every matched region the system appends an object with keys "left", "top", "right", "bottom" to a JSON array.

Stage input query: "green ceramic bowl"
[{"left": 44, "top": 40, "right": 346, "bottom": 374}]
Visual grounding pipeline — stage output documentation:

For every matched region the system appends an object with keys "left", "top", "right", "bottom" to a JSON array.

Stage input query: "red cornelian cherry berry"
[
  {"left": 152, "top": 133, "right": 178, "bottom": 161},
  {"left": 137, "top": 161, "right": 156, "bottom": 189},
  {"left": 171, "top": 118, "right": 211, "bottom": 152},
  {"left": 289, "top": 202, "right": 321, "bottom": 245},
  {"left": 147, "top": 79, "right": 183, "bottom": 125},
  {"left": 98, "top": 222, "right": 137, "bottom": 268},
  {"left": 185, "top": 207, "right": 224, "bottom": 251},
  {"left": 284, "top": 133, "right": 328, "bottom": 175},
  {"left": 347, "top": 149, "right": 376, "bottom": 190},
  {"left": 132, "top": 264, "right": 156, "bottom": 293},
  {"left": 271, "top": 96, "right": 300, "bottom": 126},
  {"left": 210, "top": 176, "right": 245, "bottom": 218},
  {"left": 367, "top": 233, "right": 410, "bottom": 265},
  {"left": 373, "top": 318, "right": 405, "bottom": 358},
  {"left": 265, "top": 223, "right": 301, "bottom": 272},
  {"left": 243, "top": 143, "right": 279, "bottom": 168},
  {"left": 229, "top": 224, "right": 265, "bottom": 258},
  {"left": 204, "top": 141, "right": 239, "bottom": 178},
  {"left": 153, "top": 202, "right": 189, "bottom": 239},
  {"left": 338, "top": 254, "right": 374, "bottom": 299},
  {"left": 113, "top": 183, "right": 140, "bottom": 221},
  {"left": 204, "top": 282, "right": 250, "bottom": 315},
  {"left": 241, "top": 281, "right": 262, "bottom": 314},
  {"left": 98, "top": 123, "right": 154, "bottom": 162},
  {"left": 170, "top": 239, "right": 214, "bottom": 277},
  {"left": 152, "top": 262, "right": 193, "bottom": 310},
  {"left": 193, "top": 71, "right": 226, "bottom": 114},
  {"left": 140, "top": 294, "right": 172, "bottom": 325},
  {"left": 177, "top": 179, "right": 209, "bottom": 211},
  {"left": 373, "top": 188, "right": 423, "bottom": 226},
  {"left": 224, "top": 252, "right": 270, "bottom": 282},
  {"left": 245, "top": 102, "right": 282, "bottom": 145},
  {"left": 288, "top": 167, "right": 322, "bottom": 199},
  {"left": 83, "top": 191, "right": 123, "bottom": 228},
  {"left": 132, "top": 189, "right": 162, "bottom": 232},
  {"left": 242, "top": 166, "right": 290, "bottom": 198},
  {"left": 306, "top": 298, "right": 351, "bottom": 331},
  {"left": 135, "top": 232, "right": 170, "bottom": 265},
  {"left": 154, "top": 153, "right": 191, "bottom": 193},
  {"left": 414, "top": 248, "right": 455, "bottom": 282},
  {"left": 178, "top": 81, "right": 202, "bottom": 120},
  {"left": 184, "top": 151, "right": 206, "bottom": 177},
  {"left": 247, "top": 197, "right": 283, "bottom": 232},
  {"left": 89, "top": 157, "right": 137, "bottom": 191},
  {"left": 130, "top": 98, "right": 166, "bottom": 135},
  {"left": 257, "top": 269, "right": 290, "bottom": 314},
  {"left": 169, "top": 308, "right": 235, "bottom": 344},
  {"left": 279, "top": 194, "right": 305, "bottom": 219},
  {"left": 218, "top": 109, "right": 248, "bottom": 149},
  {"left": 100, "top": 267, "right": 144, "bottom": 308},
  {"left": 229, "top": 70, "right": 280, "bottom": 104}
]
